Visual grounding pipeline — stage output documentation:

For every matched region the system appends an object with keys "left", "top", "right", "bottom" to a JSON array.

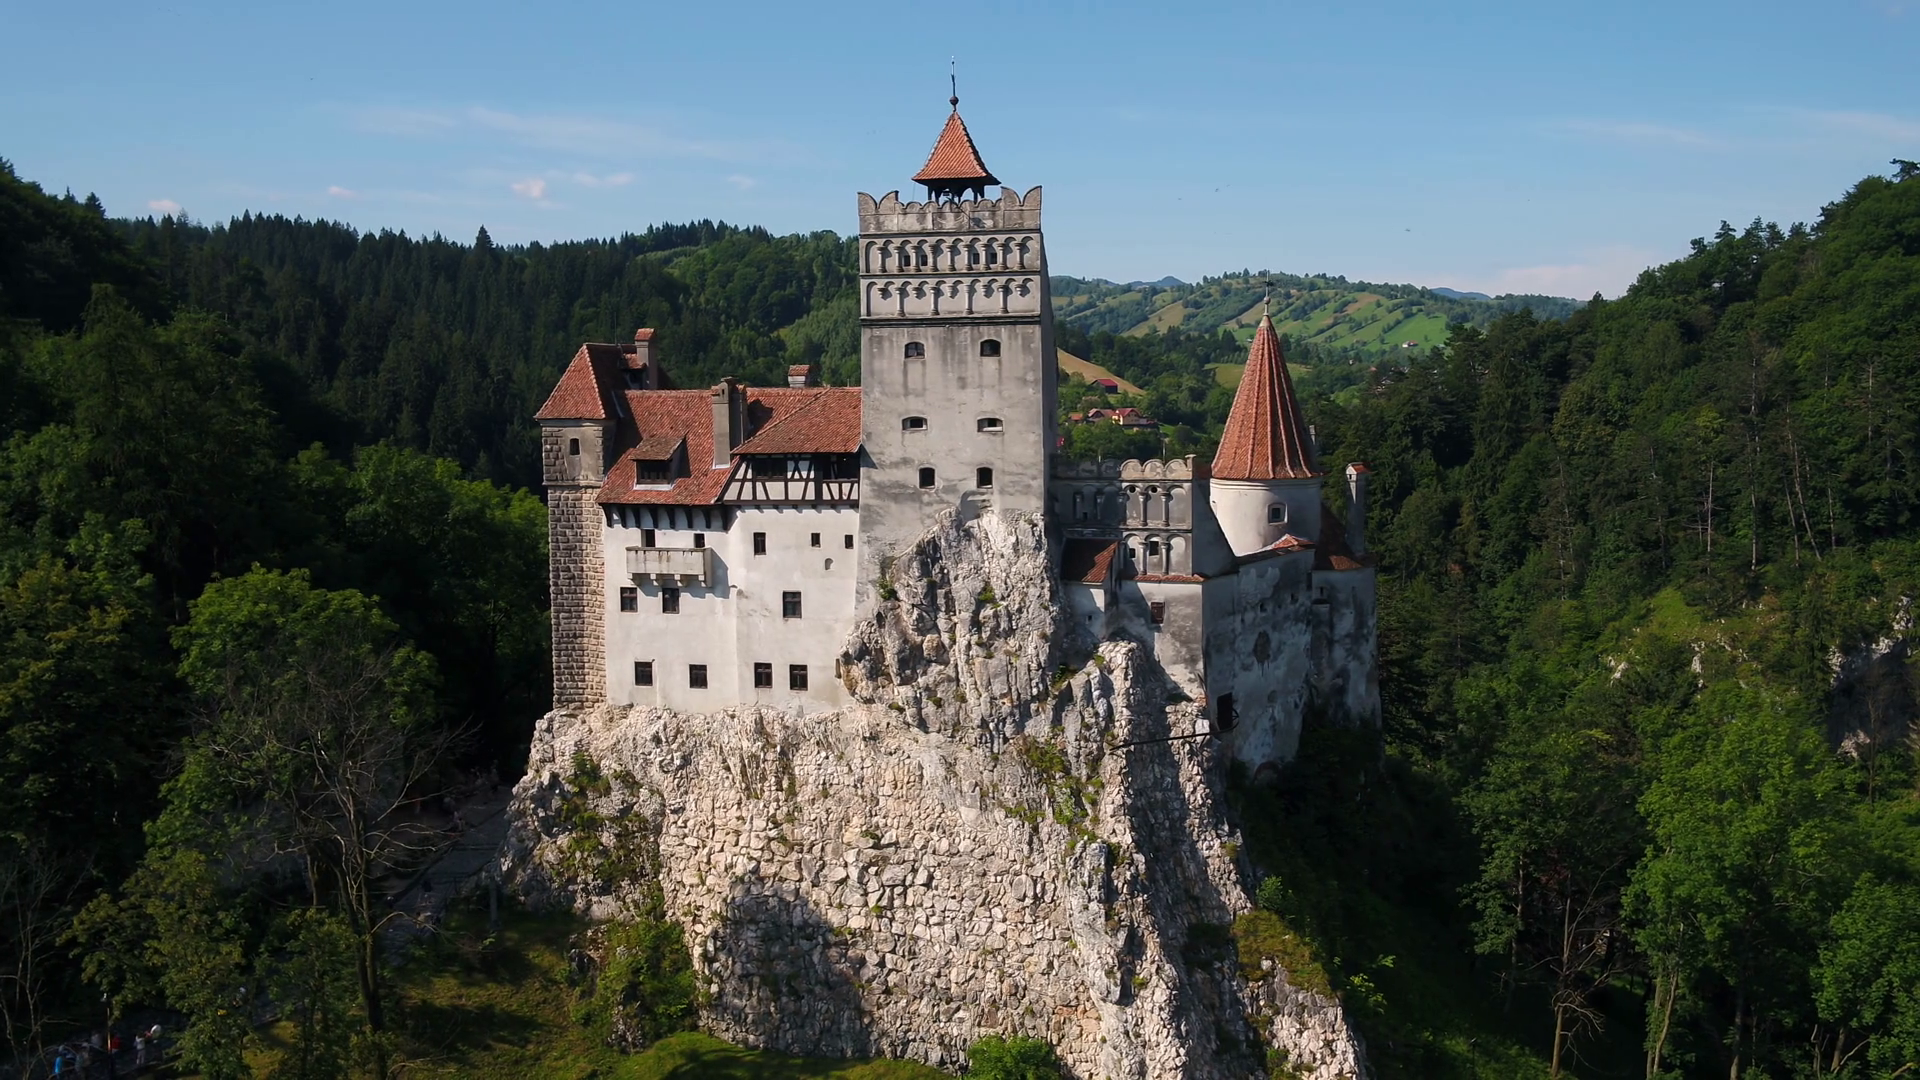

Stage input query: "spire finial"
[
  {"left": 1261, "top": 278, "right": 1272, "bottom": 316},
  {"left": 950, "top": 57, "right": 959, "bottom": 109}
]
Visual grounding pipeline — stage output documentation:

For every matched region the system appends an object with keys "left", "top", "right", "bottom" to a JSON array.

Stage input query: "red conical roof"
[
  {"left": 1211, "top": 315, "right": 1321, "bottom": 480},
  {"left": 912, "top": 106, "right": 998, "bottom": 190}
]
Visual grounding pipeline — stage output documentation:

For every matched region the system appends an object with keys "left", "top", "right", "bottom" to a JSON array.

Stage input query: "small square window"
[
  {"left": 903, "top": 416, "right": 928, "bottom": 431},
  {"left": 1147, "top": 538, "right": 1161, "bottom": 557},
  {"left": 789, "top": 664, "right": 809, "bottom": 691},
  {"left": 979, "top": 339, "right": 1001, "bottom": 358},
  {"left": 782, "top": 591, "right": 802, "bottom": 618},
  {"left": 844, "top": 534, "right": 854, "bottom": 549},
  {"left": 692, "top": 533, "right": 705, "bottom": 549},
  {"left": 753, "top": 532, "right": 767, "bottom": 555},
  {"left": 619, "top": 587, "right": 638, "bottom": 612},
  {"left": 976, "top": 467, "right": 994, "bottom": 489},
  {"left": 662, "top": 587, "right": 680, "bottom": 614},
  {"left": 918, "top": 467, "right": 935, "bottom": 489},
  {"left": 689, "top": 664, "right": 708, "bottom": 689},
  {"left": 753, "top": 662, "right": 773, "bottom": 689},
  {"left": 1267, "top": 504, "right": 1287, "bottom": 525},
  {"left": 641, "top": 528, "right": 656, "bottom": 547},
  {"left": 633, "top": 661, "right": 653, "bottom": 686},
  {"left": 1149, "top": 601, "right": 1167, "bottom": 625},
  {"left": 810, "top": 532, "right": 821, "bottom": 548}
]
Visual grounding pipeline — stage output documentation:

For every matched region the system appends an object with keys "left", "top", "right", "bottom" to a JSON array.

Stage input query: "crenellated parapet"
[{"left": 857, "top": 186, "right": 1042, "bottom": 234}]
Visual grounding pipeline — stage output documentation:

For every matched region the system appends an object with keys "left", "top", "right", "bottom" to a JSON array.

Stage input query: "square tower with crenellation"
[{"left": 853, "top": 93, "right": 1057, "bottom": 602}]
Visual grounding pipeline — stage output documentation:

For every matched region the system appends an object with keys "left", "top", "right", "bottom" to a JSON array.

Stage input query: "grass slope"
[
  {"left": 1052, "top": 272, "right": 1580, "bottom": 359},
  {"left": 1057, "top": 349, "right": 1144, "bottom": 394}
]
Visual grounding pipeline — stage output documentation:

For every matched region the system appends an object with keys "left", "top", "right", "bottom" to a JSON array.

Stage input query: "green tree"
[{"left": 965, "top": 1034, "right": 1063, "bottom": 1079}]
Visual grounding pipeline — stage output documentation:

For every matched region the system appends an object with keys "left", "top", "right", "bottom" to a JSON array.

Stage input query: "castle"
[{"left": 536, "top": 96, "right": 1378, "bottom": 770}]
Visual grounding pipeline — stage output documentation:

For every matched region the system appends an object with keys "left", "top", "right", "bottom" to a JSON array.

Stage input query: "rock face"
[{"left": 502, "top": 511, "right": 1368, "bottom": 1079}]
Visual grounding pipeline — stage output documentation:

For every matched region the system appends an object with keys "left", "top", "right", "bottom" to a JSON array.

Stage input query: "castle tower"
[
  {"left": 1208, "top": 314, "right": 1323, "bottom": 555},
  {"left": 535, "top": 344, "right": 624, "bottom": 707},
  {"left": 855, "top": 93, "right": 1056, "bottom": 601}
]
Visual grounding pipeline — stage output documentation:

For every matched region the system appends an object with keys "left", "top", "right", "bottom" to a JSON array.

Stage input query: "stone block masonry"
[
  {"left": 548, "top": 488, "right": 606, "bottom": 706},
  {"left": 503, "top": 512, "right": 1368, "bottom": 1079}
]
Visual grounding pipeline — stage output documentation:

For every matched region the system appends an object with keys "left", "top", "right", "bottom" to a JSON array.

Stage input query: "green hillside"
[{"left": 1052, "top": 271, "right": 1582, "bottom": 361}]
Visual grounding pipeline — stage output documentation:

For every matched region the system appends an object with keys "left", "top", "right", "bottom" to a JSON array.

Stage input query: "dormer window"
[
  {"left": 635, "top": 458, "right": 671, "bottom": 482},
  {"left": 977, "top": 417, "right": 1003, "bottom": 432},
  {"left": 904, "top": 342, "right": 926, "bottom": 359},
  {"left": 903, "top": 416, "right": 928, "bottom": 432},
  {"left": 979, "top": 339, "right": 1000, "bottom": 357}
]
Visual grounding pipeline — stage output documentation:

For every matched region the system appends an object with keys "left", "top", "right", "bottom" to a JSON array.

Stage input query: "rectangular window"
[
  {"left": 1149, "top": 601, "right": 1167, "bottom": 626},
  {"left": 789, "top": 664, "right": 808, "bottom": 691},
  {"left": 633, "top": 661, "right": 653, "bottom": 686},
  {"left": 689, "top": 664, "right": 708, "bottom": 689},
  {"left": 751, "top": 457, "right": 785, "bottom": 478},
  {"left": 753, "top": 531, "right": 767, "bottom": 555},
  {"left": 810, "top": 532, "right": 821, "bottom": 548},
  {"left": 661, "top": 587, "right": 680, "bottom": 614},
  {"left": 753, "top": 662, "right": 773, "bottom": 689},
  {"left": 636, "top": 459, "right": 669, "bottom": 481},
  {"left": 844, "top": 534, "right": 854, "bottom": 550},
  {"left": 619, "top": 587, "right": 638, "bottom": 611},
  {"left": 782, "top": 591, "right": 802, "bottom": 619},
  {"left": 692, "top": 533, "right": 705, "bottom": 549},
  {"left": 641, "top": 528, "right": 656, "bottom": 547}
]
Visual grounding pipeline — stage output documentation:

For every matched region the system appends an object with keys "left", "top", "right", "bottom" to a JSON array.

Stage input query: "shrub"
[{"left": 965, "top": 1034, "right": 1063, "bottom": 1079}]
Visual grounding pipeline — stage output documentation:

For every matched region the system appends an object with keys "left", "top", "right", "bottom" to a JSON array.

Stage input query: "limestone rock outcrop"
[{"left": 501, "top": 511, "right": 1368, "bottom": 1078}]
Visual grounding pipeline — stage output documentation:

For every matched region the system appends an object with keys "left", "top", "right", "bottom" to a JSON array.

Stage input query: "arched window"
[
  {"left": 567, "top": 437, "right": 580, "bottom": 456},
  {"left": 977, "top": 417, "right": 1003, "bottom": 432},
  {"left": 903, "top": 416, "right": 928, "bottom": 431},
  {"left": 976, "top": 467, "right": 994, "bottom": 489},
  {"left": 904, "top": 341, "right": 925, "bottom": 359},
  {"left": 918, "top": 467, "right": 936, "bottom": 489},
  {"left": 1268, "top": 504, "right": 1288, "bottom": 524},
  {"left": 979, "top": 339, "right": 1001, "bottom": 357}
]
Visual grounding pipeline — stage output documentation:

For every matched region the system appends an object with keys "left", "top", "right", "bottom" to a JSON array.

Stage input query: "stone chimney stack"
[
  {"left": 1345, "top": 463, "right": 1371, "bottom": 555},
  {"left": 787, "top": 363, "right": 819, "bottom": 389},
  {"left": 709, "top": 379, "right": 743, "bottom": 469},
  {"left": 633, "top": 328, "right": 662, "bottom": 389}
]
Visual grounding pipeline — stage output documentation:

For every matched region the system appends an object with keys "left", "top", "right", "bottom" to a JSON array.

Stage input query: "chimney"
[
  {"left": 633, "top": 328, "right": 662, "bottom": 389},
  {"left": 709, "top": 379, "right": 742, "bottom": 469},
  {"left": 1345, "top": 463, "right": 1370, "bottom": 555},
  {"left": 787, "top": 363, "right": 819, "bottom": 389}
]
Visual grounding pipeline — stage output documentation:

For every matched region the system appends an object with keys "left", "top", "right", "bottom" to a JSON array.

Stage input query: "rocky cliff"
[{"left": 500, "top": 511, "right": 1368, "bottom": 1079}]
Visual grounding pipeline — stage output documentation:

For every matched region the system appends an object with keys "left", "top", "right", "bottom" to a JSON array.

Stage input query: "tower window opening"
[
  {"left": 1216, "top": 693, "right": 1236, "bottom": 731},
  {"left": 978, "top": 416, "right": 1003, "bottom": 432},
  {"left": 810, "top": 532, "right": 822, "bottom": 548},
  {"left": 753, "top": 531, "right": 767, "bottom": 555},
  {"left": 844, "top": 534, "right": 854, "bottom": 549},
  {"left": 903, "top": 416, "right": 928, "bottom": 431},
  {"left": 1268, "top": 504, "right": 1288, "bottom": 524},
  {"left": 918, "top": 467, "right": 936, "bottom": 489},
  {"left": 568, "top": 437, "right": 580, "bottom": 456},
  {"left": 904, "top": 341, "right": 925, "bottom": 359},
  {"left": 979, "top": 339, "right": 1001, "bottom": 358},
  {"left": 976, "top": 467, "right": 994, "bottom": 489},
  {"left": 968, "top": 246, "right": 979, "bottom": 267},
  {"left": 986, "top": 245, "right": 997, "bottom": 266},
  {"left": 1147, "top": 538, "right": 1161, "bottom": 557}
]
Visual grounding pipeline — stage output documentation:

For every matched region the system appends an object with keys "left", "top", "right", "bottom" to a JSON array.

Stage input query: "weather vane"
[{"left": 950, "top": 57, "right": 958, "bottom": 108}]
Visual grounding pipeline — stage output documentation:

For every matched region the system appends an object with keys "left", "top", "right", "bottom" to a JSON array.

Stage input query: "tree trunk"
[{"left": 1648, "top": 968, "right": 1678, "bottom": 1079}]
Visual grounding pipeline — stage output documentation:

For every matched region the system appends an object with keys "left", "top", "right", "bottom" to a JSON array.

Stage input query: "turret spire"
[
  {"left": 912, "top": 75, "right": 998, "bottom": 201},
  {"left": 1211, "top": 314, "right": 1321, "bottom": 480}
]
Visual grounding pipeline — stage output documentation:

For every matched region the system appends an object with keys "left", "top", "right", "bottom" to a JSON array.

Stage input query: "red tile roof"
[
  {"left": 596, "top": 387, "right": 862, "bottom": 505},
  {"left": 535, "top": 343, "right": 630, "bottom": 421},
  {"left": 1061, "top": 539, "right": 1118, "bottom": 584},
  {"left": 912, "top": 109, "right": 998, "bottom": 186},
  {"left": 1211, "top": 315, "right": 1321, "bottom": 481},
  {"left": 731, "top": 388, "right": 863, "bottom": 456},
  {"left": 1134, "top": 573, "right": 1205, "bottom": 584}
]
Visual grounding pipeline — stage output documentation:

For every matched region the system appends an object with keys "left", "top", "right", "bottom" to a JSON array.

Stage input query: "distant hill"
[{"left": 1051, "top": 271, "right": 1581, "bottom": 359}]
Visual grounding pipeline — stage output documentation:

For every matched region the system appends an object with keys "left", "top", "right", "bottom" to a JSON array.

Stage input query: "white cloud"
[
  {"left": 510, "top": 177, "right": 548, "bottom": 200},
  {"left": 572, "top": 171, "right": 634, "bottom": 188},
  {"left": 326, "top": 185, "right": 357, "bottom": 198},
  {"left": 351, "top": 107, "right": 458, "bottom": 136},
  {"left": 1467, "top": 245, "right": 1665, "bottom": 301},
  {"left": 148, "top": 198, "right": 182, "bottom": 215},
  {"left": 1551, "top": 119, "right": 1724, "bottom": 148},
  {"left": 726, "top": 174, "right": 756, "bottom": 190}
]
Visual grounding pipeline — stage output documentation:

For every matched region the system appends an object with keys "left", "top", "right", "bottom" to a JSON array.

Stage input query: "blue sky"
[{"left": 3, "top": 0, "right": 1915, "bottom": 298}]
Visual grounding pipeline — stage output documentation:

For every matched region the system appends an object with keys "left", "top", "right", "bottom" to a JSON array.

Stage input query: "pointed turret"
[
  {"left": 1212, "top": 314, "right": 1320, "bottom": 480},
  {"left": 1207, "top": 314, "right": 1324, "bottom": 556},
  {"left": 912, "top": 92, "right": 998, "bottom": 201}
]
